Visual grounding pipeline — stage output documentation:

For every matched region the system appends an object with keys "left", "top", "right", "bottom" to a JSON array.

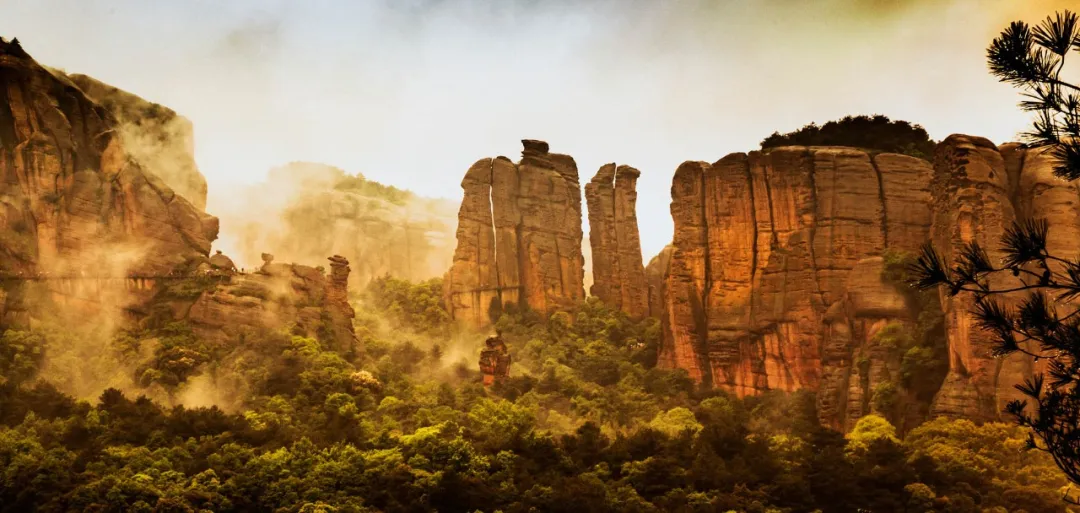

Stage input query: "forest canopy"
[
  {"left": 0, "top": 275, "right": 1072, "bottom": 512},
  {"left": 760, "top": 114, "right": 937, "bottom": 159}
]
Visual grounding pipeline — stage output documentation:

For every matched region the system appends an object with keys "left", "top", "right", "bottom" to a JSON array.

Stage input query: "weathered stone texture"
[
  {"left": 66, "top": 73, "right": 208, "bottom": 210},
  {"left": 585, "top": 163, "right": 648, "bottom": 318},
  {"left": 654, "top": 144, "right": 938, "bottom": 428},
  {"left": 0, "top": 39, "right": 217, "bottom": 285},
  {"left": 184, "top": 258, "right": 357, "bottom": 349},
  {"left": 654, "top": 136, "right": 1080, "bottom": 428},
  {"left": 444, "top": 140, "right": 585, "bottom": 328}
]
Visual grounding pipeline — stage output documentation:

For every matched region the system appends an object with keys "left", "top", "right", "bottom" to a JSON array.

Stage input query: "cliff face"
[
  {"left": 216, "top": 162, "right": 457, "bottom": 285},
  {"left": 653, "top": 137, "right": 1068, "bottom": 430},
  {"left": 0, "top": 41, "right": 359, "bottom": 352},
  {"left": 585, "top": 164, "right": 648, "bottom": 318},
  {"left": 65, "top": 73, "right": 208, "bottom": 210},
  {"left": 0, "top": 39, "right": 217, "bottom": 315},
  {"left": 444, "top": 140, "right": 585, "bottom": 328}
]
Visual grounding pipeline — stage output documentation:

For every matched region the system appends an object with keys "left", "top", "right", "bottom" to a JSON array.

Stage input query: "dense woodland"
[
  {"left": 760, "top": 115, "right": 938, "bottom": 159},
  {"left": 0, "top": 256, "right": 1072, "bottom": 512}
]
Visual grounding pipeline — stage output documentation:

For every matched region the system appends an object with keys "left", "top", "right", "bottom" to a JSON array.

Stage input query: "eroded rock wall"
[
  {"left": 65, "top": 73, "right": 209, "bottom": 210},
  {"left": 0, "top": 38, "right": 218, "bottom": 325},
  {"left": 444, "top": 140, "right": 585, "bottom": 328},
  {"left": 653, "top": 137, "right": 1080, "bottom": 428},
  {"left": 585, "top": 163, "right": 648, "bottom": 318}
]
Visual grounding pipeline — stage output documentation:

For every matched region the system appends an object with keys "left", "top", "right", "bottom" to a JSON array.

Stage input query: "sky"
[{"left": 1, "top": 0, "right": 1075, "bottom": 259}]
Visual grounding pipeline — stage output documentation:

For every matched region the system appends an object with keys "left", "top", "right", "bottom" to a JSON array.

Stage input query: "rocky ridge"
[
  {"left": 217, "top": 162, "right": 458, "bottom": 286},
  {"left": 0, "top": 37, "right": 216, "bottom": 287},
  {"left": 0, "top": 39, "right": 357, "bottom": 351}
]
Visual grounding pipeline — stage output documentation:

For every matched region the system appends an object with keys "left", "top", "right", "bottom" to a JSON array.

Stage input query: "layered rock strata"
[
  {"left": 585, "top": 163, "right": 648, "bottom": 318},
  {"left": 444, "top": 140, "right": 585, "bottom": 328},
  {"left": 653, "top": 138, "right": 1075, "bottom": 429}
]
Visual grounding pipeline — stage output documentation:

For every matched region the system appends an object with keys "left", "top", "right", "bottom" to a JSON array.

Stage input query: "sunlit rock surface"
[
  {"left": 444, "top": 140, "right": 586, "bottom": 329},
  {"left": 651, "top": 138, "right": 1077, "bottom": 429}
]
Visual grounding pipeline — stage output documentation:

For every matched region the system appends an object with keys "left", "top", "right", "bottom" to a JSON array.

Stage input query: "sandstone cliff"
[
  {"left": 586, "top": 164, "right": 648, "bottom": 319},
  {"left": 652, "top": 137, "right": 1070, "bottom": 430},
  {"left": 444, "top": 140, "right": 585, "bottom": 328},
  {"left": 65, "top": 73, "right": 209, "bottom": 210},
  {"left": 216, "top": 162, "right": 457, "bottom": 286},
  {"left": 0, "top": 38, "right": 218, "bottom": 326}
]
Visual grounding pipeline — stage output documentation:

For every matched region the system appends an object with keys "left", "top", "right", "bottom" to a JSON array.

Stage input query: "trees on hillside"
[
  {"left": 911, "top": 8, "right": 1080, "bottom": 500},
  {"left": 759, "top": 114, "right": 936, "bottom": 159}
]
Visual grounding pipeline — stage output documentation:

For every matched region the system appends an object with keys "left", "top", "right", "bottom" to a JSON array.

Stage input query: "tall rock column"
[
  {"left": 585, "top": 163, "right": 648, "bottom": 318},
  {"left": 444, "top": 140, "right": 585, "bottom": 329},
  {"left": 444, "top": 159, "right": 500, "bottom": 329},
  {"left": 659, "top": 161, "right": 712, "bottom": 384}
]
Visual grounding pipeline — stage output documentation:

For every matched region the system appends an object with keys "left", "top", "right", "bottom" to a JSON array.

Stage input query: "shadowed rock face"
[
  {"left": 444, "top": 140, "right": 585, "bottom": 328},
  {"left": 65, "top": 73, "right": 209, "bottom": 210},
  {"left": 585, "top": 163, "right": 648, "bottom": 318},
  {"left": 0, "top": 39, "right": 218, "bottom": 280},
  {"left": 651, "top": 137, "right": 1078, "bottom": 430}
]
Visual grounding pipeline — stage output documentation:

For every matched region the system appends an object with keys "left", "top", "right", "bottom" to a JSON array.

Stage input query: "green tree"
[{"left": 911, "top": 8, "right": 1080, "bottom": 501}]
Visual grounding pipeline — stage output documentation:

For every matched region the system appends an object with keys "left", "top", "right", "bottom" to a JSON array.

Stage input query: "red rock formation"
[
  {"left": 65, "top": 73, "right": 209, "bottom": 210},
  {"left": 0, "top": 38, "right": 218, "bottom": 325},
  {"left": 183, "top": 258, "right": 357, "bottom": 349},
  {"left": 656, "top": 145, "right": 936, "bottom": 424},
  {"left": 652, "top": 136, "right": 1080, "bottom": 428},
  {"left": 585, "top": 163, "right": 648, "bottom": 318},
  {"left": 444, "top": 140, "right": 585, "bottom": 329}
]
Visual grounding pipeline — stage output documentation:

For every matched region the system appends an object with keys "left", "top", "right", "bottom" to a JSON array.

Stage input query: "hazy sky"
[{"left": 2, "top": 0, "right": 1074, "bottom": 259}]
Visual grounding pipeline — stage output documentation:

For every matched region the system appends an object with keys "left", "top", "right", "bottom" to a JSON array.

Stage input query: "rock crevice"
[{"left": 444, "top": 140, "right": 585, "bottom": 328}]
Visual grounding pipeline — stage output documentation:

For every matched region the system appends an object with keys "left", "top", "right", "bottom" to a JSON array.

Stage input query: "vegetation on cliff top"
[
  {"left": 0, "top": 275, "right": 1072, "bottom": 512},
  {"left": 760, "top": 114, "right": 937, "bottom": 159}
]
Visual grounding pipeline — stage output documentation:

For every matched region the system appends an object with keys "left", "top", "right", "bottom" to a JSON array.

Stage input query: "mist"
[{"left": 1, "top": 0, "right": 1072, "bottom": 261}]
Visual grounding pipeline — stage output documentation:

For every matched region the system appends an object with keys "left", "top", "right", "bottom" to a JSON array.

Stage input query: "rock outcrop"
[
  {"left": 585, "top": 164, "right": 648, "bottom": 318},
  {"left": 0, "top": 38, "right": 218, "bottom": 325},
  {"left": 444, "top": 140, "right": 585, "bottom": 328},
  {"left": 651, "top": 138, "right": 1076, "bottom": 430},
  {"left": 65, "top": 73, "right": 208, "bottom": 210},
  {"left": 181, "top": 256, "right": 357, "bottom": 350}
]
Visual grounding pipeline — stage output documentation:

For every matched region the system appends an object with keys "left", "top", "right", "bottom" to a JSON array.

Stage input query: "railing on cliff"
[{"left": 0, "top": 269, "right": 244, "bottom": 282}]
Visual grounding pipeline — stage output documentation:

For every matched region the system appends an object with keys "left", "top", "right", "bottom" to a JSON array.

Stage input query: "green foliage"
[
  {"left": 760, "top": 114, "right": 937, "bottom": 159},
  {"left": 871, "top": 381, "right": 898, "bottom": 415},
  {"left": 0, "top": 329, "right": 45, "bottom": 387},
  {"left": 160, "top": 273, "right": 223, "bottom": 300},
  {"left": 364, "top": 274, "right": 449, "bottom": 334},
  {"left": 333, "top": 173, "right": 414, "bottom": 206},
  {"left": 0, "top": 275, "right": 1071, "bottom": 512},
  {"left": 881, "top": 250, "right": 948, "bottom": 395}
]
